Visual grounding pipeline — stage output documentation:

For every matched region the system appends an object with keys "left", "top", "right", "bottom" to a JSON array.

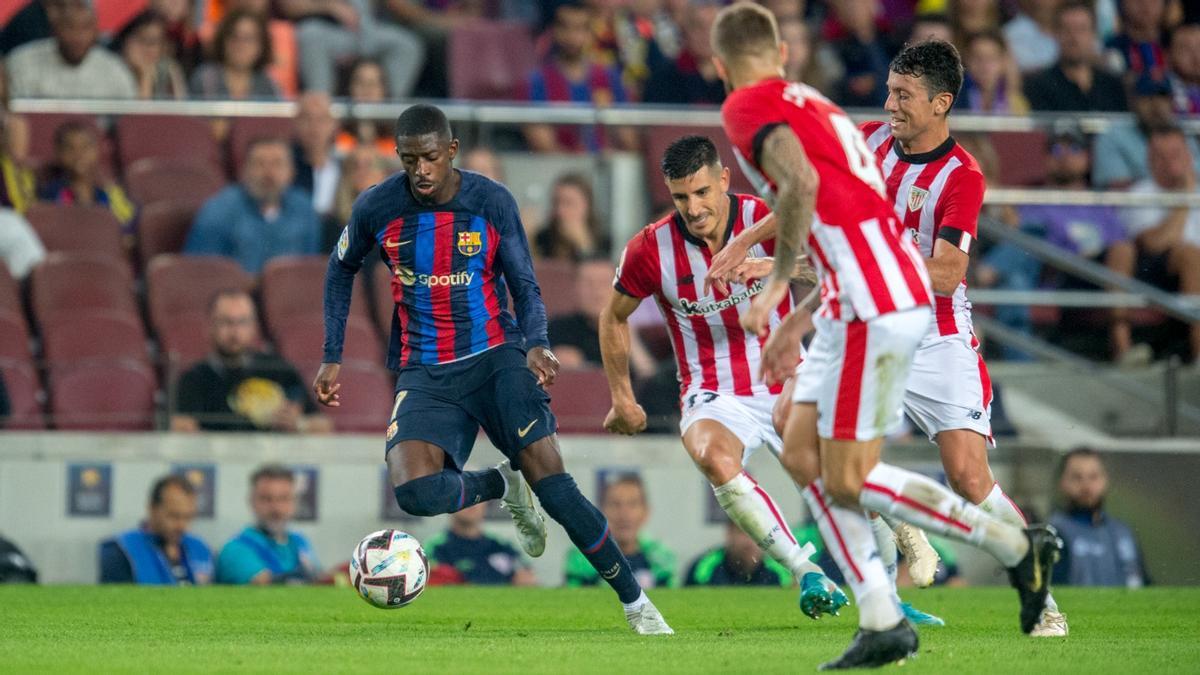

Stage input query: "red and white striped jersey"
[
  {"left": 862, "top": 120, "right": 985, "bottom": 338},
  {"left": 615, "top": 194, "right": 790, "bottom": 401},
  {"left": 721, "top": 78, "right": 932, "bottom": 322}
]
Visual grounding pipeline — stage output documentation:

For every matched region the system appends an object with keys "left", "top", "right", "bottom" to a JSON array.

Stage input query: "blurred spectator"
[
  {"left": 217, "top": 464, "right": 322, "bottom": 584},
  {"left": 185, "top": 137, "right": 320, "bottom": 273},
  {"left": 780, "top": 16, "right": 833, "bottom": 96},
  {"left": 1003, "top": 0, "right": 1059, "bottom": 73},
  {"left": 384, "top": 0, "right": 504, "bottom": 99},
  {"left": 564, "top": 474, "right": 675, "bottom": 588},
  {"left": 550, "top": 255, "right": 657, "bottom": 379},
  {"left": 1167, "top": 22, "right": 1200, "bottom": 114},
  {"left": 1092, "top": 75, "right": 1200, "bottom": 189},
  {"left": 113, "top": 10, "right": 188, "bottom": 100},
  {"left": 910, "top": 12, "right": 954, "bottom": 44},
  {"left": 6, "top": 2, "right": 137, "bottom": 99},
  {"left": 99, "top": 475, "right": 214, "bottom": 585},
  {"left": 336, "top": 59, "right": 394, "bottom": 158},
  {"left": 38, "top": 121, "right": 136, "bottom": 233},
  {"left": 607, "top": 0, "right": 685, "bottom": 96},
  {"left": 292, "top": 92, "right": 341, "bottom": 226},
  {"left": 171, "top": 289, "right": 331, "bottom": 432},
  {"left": 756, "top": 0, "right": 805, "bottom": 22},
  {"left": 534, "top": 172, "right": 609, "bottom": 261},
  {"left": 642, "top": 0, "right": 723, "bottom": 105},
  {"left": 196, "top": 0, "right": 302, "bottom": 98},
  {"left": 333, "top": 145, "right": 392, "bottom": 233},
  {"left": 0, "top": 208, "right": 46, "bottom": 281},
  {"left": 426, "top": 503, "right": 536, "bottom": 586},
  {"left": 1103, "top": 0, "right": 1172, "bottom": 83},
  {"left": 0, "top": 113, "right": 35, "bottom": 213},
  {"left": 189, "top": 9, "right": 281, "bottom": 100},
  {"left": 827, "top": 0, "right": 897, "bottom": 107},
  {"left": 0, "top": 0, "right": 69, "bottom": 56},
  {"left": 281, "top": 0, "right": 424, "bottom": 99},
  {"left": 148, "top": 0, "right": 202, "bottom": 72},
  {"left": 522, "top": 2, "right": 637, "bottom": 153},
  {"left": 684, "top": 520, "right": 791, "bottom": 587},
  {"left": 947, "top": 0, "right": 1002, "bottom": 44},
  {"left": 1050, "top": 448, "right": 1149, "bottom": 587},
  {"left": 0, "top": 534, "right": 37, "bottom": 583},
  {"left": 1115, "top": 126, "right": 1200, "bottom": 363},
  {"left": 460, "top": 146, "right": 503, "bottom": 181},
  {"left": 962, "top": 30, "right": 1029, "bottom": 113},
  {"left": 1024, "top": 1, "right": 1128, "bottom": 113}
]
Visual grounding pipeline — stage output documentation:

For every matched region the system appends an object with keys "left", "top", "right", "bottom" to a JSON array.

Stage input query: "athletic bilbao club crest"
[
  {"left": 907, "top": 186, "right": 929, "bottom": 212},
  {"left": 457, "top": 231, "right": 482, "bottom": 256}
]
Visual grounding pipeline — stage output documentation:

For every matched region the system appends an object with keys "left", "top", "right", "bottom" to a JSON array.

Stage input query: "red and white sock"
[
  {"left": 714, "top": 472, "right": 822, "bottom": 578},
  {"left": 868, "top": 514, "right": 899, "bottom": 585},
  {"left": 859, "top": 463, "right": 1027, "bottom": 567},
  {"left": 979, "top": 482, "right": 1059, "bottom": 613},
  {"left": 802, "top": 479, "right": 900, "bottom": 630}
]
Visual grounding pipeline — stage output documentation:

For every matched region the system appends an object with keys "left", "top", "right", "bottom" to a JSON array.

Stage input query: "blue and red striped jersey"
[{"left": 324, "top": 170, "right": 548, "bottom": 369}]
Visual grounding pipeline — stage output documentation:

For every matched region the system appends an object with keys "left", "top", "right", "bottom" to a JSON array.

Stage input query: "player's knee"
[
  {"left": 695, "top": 448, "right": 741, "bottom": 485},
  {"left": 392, "top": 475, "right": 450, "bottom": 517},
  {"left": 822, "top": 467, "right": 865, "bottom": 508},
  {"left": 947, "top": 469, "right": 989, "bottom": 504},
  {"left": 780, "top": 445, "right": 819, "bottom": 487}
]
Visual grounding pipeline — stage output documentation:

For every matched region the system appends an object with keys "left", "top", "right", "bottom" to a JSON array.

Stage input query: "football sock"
[
  {"left": 981, "top": 482, "right": 1059, "bottom": 612},
  {"left": 392, "top": 469, "right": 504, "bottom": 517},
  {"left": 802, "top": 479, "right": 900, "bottom": 631},
  {"left": 868, "top": 514, "right": 899, "bottom": 585},
  {"left": 859, "top": 463, "right": 1027, "bottom": 567},
  {"left": 622, "top": 590, "right": 649, "bottom": 613},
  {"left": 532, "top": 473, "right": 642, "bottom": 604},
  {"left": 714, "top": 472, "right": 823, "bottom": 577}
]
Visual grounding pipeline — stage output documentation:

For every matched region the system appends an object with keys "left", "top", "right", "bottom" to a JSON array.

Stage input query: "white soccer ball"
[{"left": 349, "top": 529, "right": 429, "bottom": 609}]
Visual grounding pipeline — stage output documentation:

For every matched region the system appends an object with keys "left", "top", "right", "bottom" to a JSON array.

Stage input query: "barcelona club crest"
[{"left": 457, "top": 231, "right": 482, "bottom": 256}]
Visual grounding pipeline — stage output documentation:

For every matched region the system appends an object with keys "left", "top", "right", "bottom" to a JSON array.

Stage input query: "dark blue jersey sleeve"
[
  {"left": 490, "top": 185, "right": 548, "bottom": 349},
  {"left": 323, "top": 193, "right": 377, "bottom": 363}
]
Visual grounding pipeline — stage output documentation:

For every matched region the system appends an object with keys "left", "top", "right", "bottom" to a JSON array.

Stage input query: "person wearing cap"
[
  {"left": 1024, "top": 1, "right": 1127, "bottom": 113},
  {"left": 1092, "top": 74, "right": 1200, "bottom": 190}
]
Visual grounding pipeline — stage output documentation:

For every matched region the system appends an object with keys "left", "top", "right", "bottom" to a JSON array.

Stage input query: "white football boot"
[
  {"left": 626, "top": 601, "right": 674, "bottom": 635},
  {"left": 893, "top": 522, "right": 940, "bottom": 588},
  {"left": 1030, "top": 609, "right": 1069, "bottom": 637},
  {"left": 497, "top": 460, "right": 547, "bottom": 557}
]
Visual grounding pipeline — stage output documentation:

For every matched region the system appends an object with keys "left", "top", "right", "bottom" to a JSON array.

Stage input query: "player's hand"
[
  {"left": 604, "top": 399, "right": 647, "bottom": 435},
  {"left": 312, "top": 363, "right": 341, "bottom": 407},
  {"left": 758, "top": 314, "right": 804, "bottom": 387},
  {"left": 704, "top": 237, "right": 750, "bottom": 296},
  {"left": 527, "top": 346, "right": 560, "bottom": 386},
  {"left": 731, "top": 257, "right": 776, "bottom": 286},
  {"left": 740, "top": 278, "right": 789, "bottom": 337}
]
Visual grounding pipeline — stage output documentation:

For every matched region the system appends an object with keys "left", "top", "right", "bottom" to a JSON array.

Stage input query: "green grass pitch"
[{"left": 2, "top": 586, "right": 1197, "bottom": 673}]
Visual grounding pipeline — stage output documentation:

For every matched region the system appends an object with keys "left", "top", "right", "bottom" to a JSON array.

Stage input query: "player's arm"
[
  {"left": 315, "top": 199, "right": 375, "bottom": 406},
  {"left": 705, "top": 212, "right": 777, "bottom": 295},
  {"left": 492, "top": 188, "right": 559, "bottom": 386},
  {"left": 599, "top": 289, "right": 647, "bottom": 435},
  {"left": 758, "top": 286, "right": 817, "bottom": 386},
  {"left": 928, "top": 170, "right": 984, "bottom": 295}
]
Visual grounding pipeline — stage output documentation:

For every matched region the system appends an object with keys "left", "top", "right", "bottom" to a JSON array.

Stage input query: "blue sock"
[
  {"left": 532, "top": 473, "right": 642, "bottom": 603},
  {"left": 393, "top": 469, "right": 504, "bottom": 517}
]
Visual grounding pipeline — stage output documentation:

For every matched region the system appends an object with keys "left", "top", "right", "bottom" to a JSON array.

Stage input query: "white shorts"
[
  {"left": 679, "top": 390, "right": 782, "bottom": 460},
  {"left": 791, "top": 308, "right": 931, "bottom": 441},
  {"left": 904, "top": 332, "right": 994, "bottom": 443}
]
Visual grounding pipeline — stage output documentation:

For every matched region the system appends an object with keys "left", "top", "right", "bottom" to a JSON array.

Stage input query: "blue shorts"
[{"left": 385, "top": 343, "right": 557, "bottom": 471}]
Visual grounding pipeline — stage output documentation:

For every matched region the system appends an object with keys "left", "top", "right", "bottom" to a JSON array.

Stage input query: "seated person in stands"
[
  {"left": 98, "top": 475, "right": 213, "bottom": 585},
  {"left": 185, "top": 136, "right": 320, "bottom": 274},
  {"left": 534, "top": 173, "right": 609, "bottom": 262},
  {"left": 38, "top": 121, "right": 136, "bottom": 233},
  {"left": 171, "top": 289, "right": 331, "bottom": 433},
  {"left": 565, "top": 474, "right": 675, "bottom": 588},
  {"left": 550, "top": 255, "right": 656, "bottom": 378},
  {"left": 427, "top": 502, "right": 535, "bottom": 586},
  {"left": 217, "top": 464, "right": 321, "bottom": 584},
  {"left": 684, "top": 520, "right": 791, "bottom": 587},
  {"left": 0, "top": 112, "right": 35, "bottom": 213}
]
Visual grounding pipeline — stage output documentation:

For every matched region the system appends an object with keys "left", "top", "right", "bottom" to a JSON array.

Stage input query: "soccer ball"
[{"left": 349, "top": 529, "right": 429, "bottom": 609}]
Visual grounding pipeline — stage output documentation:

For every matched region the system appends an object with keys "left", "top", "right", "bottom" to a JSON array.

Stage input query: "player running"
[
  {"left": 315, "top": 104, "right": 672, "bottom": 635},
  {"left": 599, "top": 134, "right": 848, "bottom": 619},
  {"left": 710, "top": 3, "right": 1060, "bottom": 668}
]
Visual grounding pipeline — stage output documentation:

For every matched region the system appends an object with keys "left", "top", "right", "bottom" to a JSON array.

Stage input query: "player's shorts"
[
  {"left": 385, "top": 343, "right": 557, "bottom": 471},
  {"left": 679, "top": 390, "right": 782, "bottom": 461},
  {"left": 904, "top": 331, "right": 994, "bottom": 444},
  {"left": 791, "top": 307, "right": 930, "bottom": 441}
]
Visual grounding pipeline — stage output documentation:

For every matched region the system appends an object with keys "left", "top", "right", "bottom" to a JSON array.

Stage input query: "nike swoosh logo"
[
  {"left": 384, "top": 239, "right": 411, "bottom": 248},
  {"left": 516, "top": 420, "right": 537, "bottom": 438}
]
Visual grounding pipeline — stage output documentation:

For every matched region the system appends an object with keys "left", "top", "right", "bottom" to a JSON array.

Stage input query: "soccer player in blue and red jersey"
[{"left": 315, "top": 104, "right": 671, "bottom": 634}]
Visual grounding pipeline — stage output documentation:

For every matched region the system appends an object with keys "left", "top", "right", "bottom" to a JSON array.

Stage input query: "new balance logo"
[{"left": 967, "top": 410, "right": 983, "bottom": 420}]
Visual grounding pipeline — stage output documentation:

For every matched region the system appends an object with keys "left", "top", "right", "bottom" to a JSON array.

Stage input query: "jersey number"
[
  {"left": 781, "top": 83, "right": 887, "bottom": 198},
  {"left": 685, "top": 392, "right": 718, "bottom": 410}
]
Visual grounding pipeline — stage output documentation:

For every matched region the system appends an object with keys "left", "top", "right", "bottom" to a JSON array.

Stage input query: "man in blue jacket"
[
  {"left": 217, "top": 464, "right": 319, "bottom": 584},
  {"left": 99, "top": 475, "right": 213, "bottom": 585}
]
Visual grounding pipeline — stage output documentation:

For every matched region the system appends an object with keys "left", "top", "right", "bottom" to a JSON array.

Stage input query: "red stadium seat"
[
  {"left": 156, "top": 311, "right": 212, "bottom": 372},
  {"left": 146, "top": 255, "right": 254, "bottom": 337},
  {"left": 0, "top": 360, "right": 45, "bottom": 429},
  {"left": 448, "top": 20, "right": 536, "bottom": 100},
  {"left": 96, "top": 0, "right": 147, "bottom": 35},
  {"left": 643, "top": 125, "right": 755, "bottom": 211},
  {"left": 0, "top": 311, "right": 32, "bottom": 363},
  {"left": 534, "top": 259, "right": 579, "bottom": 318},
  {"left": 48, "top": 360, "right": 158, "bottom": 430},
  {"left": 0, "top": 1, "right": 23, "bottom": 26},
  {"left": 0, "top": 264, "right": 20, "bottom": 315},
  {"left": 41, "top": 312, "right": 150, "bottom": 366},
  {"left": 115, "top": 115, "right": 221, "bottom": 173},
  {"left": 273, "top": 315, "right": 383, "bottom": 366},
  {"left": 301, "top": 361, "right": 394, "bottom": 433},
  {"left": 550, "top": 367, "right": 610, "bottom": 433},
  {"left": 29, "top": 253, "right": 137, "bottom": 327},
  {"left": 260, "top": 255, "right": 370, "bottom": 335},
  {"left": 227, "top": 117, "right": 293, "bottom": 174},
  {"left": 24, "top": 204, "right": 125, "bottom": 260},
  {"left": 125, "top": 158, "right": 226, "bottom": 206},
  {"left": 991, "top": 131, "right": 1049, "bottom": 187},
  {"left": 137, "top": 199, "right": 205, "bottom": 263}
]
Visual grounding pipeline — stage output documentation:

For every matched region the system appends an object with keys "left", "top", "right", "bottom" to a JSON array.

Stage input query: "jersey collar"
[
  {"left": 894, "top": 135, "right": 956, "bottom": 165},
  {"left": 672, "top": 194, "right": 738, "bottom": 250}
]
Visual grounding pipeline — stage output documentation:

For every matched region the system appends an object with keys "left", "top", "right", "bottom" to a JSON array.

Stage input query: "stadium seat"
[
  {"left": 260, "top": 255, "right": 371, "bottom": 335},
  {"left": 0, "top": 360, "right": 45, "bottom": 429},
  {"left": 448, "top": 20, "right": 536, "bottom": 100},
  {"left": 227, "top": 117, "right": 293, "bottom": 173},
  {"left": 372, "top": 263, "right": 396, "bottom": 334},
  {"left": 549, "top": 367, "right": 610, "bottom": 433},
  {"left": 95, "top": 0, "right": 147, "bottom": 35},
  {"left": 637, "top": 324, "right": 674, "bottom": 361},
  {"left": 137, "top": 199, "right": 205, "bottom": 263},
  {"left": 24, "top": 113, "right": 116, "bottom": 177},
  {"left": 40, "top": 312, "right": 150, "bottom": 367},
  {"left": 24, "top": 204, "right": 125, "bottom": 261},
  {"left": 48, "top": 361, "right": 158, "bottom": 431},
  {"left": 146, "top": 255, "right": 254, "bottom": 338},
  {"left": 991, "top": 131, "right": 1049, "bottom": 187},
  {"left": 0, "top": 1, "right": 23, "bottom": 26},
  {"left": 155, "top": 311, "right": 212, "bottom": 372},
  {"left": 0, "top": 264, "right": 20, "bottom": 315},
  {"left": 534, "top": 259, "right": 579, "bottom": 318},
  {"left": 643, "top": 125, "right": 756, "bottom": 211},
  {"left": 300, "top": 361, "right": 394, "bottom": 433},
  {"left": 29, "top": 253, "right": 137, "bottom": 326},
  {"left": 273, "top": 315, "right": 383, "bottom": 366},
  {"left": 115, "top": 115, "right": 221, "bottom": 173},
  {"left": 0, "top": 311, "right": 32, "bottom": 363},
  {"left": 125, "top": 157, "right": 226, "bottom": 206}
]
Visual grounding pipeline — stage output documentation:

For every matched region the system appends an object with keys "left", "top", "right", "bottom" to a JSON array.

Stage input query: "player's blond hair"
[{"left": 711, "top": 2, "right": 780, "bottom": 63}]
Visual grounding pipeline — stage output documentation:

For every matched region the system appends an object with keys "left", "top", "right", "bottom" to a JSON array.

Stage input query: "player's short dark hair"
[
  {"left": 250, "top": 463, "right": 294, "bottom": 488},
  {"left": 394, "top": 103, "right": 452, "bottom": 142},
  {"left": 149, "top": 474, "right": 196, "bottom": 506},
  {"left": 661, "top": 135, "right": 722, "bottom": 180},
  {"left": 1055, "top": 447, "right": 1104, "bottom": 482},
  {"left": 52, "top": 120, "right": 96, "bottom": 149},
  {"left": 1056, "top": 0, "right": 1096, "bottom": 29},
  {"left": 712, "top": 2, "right": 779, "bottom": 62},
  {"left": 890, "top": 39, "right": 964, "bottom": 111},
  {"left": 207, "top": 288, "right": 255, "bottom": 316}
]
